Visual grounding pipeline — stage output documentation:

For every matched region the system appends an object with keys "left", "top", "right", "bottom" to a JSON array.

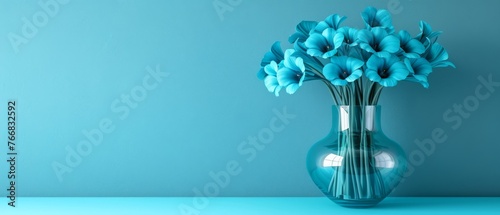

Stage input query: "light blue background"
[{"left": 0, "top": 0, "right": 499, "bottom": 197}]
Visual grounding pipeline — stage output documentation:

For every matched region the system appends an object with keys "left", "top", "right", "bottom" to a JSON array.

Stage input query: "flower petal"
[
  {"left": 314, "top": 14, "right": 346, "bottom": 33},
  {"left": 399, "top": 30, "right": 426, "bottom": 56},
  {"left": 323, "top": 56, "right": 363, "bottom": 85},
  {"left": 306, "top": 49, "right": 324, "bottom": 58},
  {"left": 357, "top": 29, "right": 374, "bottom": 45},
  {"left": 366, "top": 55, "right": 384, "bottom": 71},
  {"left": 261, "top": 41, "right": 284, "bottom": 67},
  {"left": 366, "top": 68, "right": 382, "bottom": 82},
  {"left": 333, "top": 32, "right": 345, "bottom": 49},
  {"left": 347, "top": 57, "right": 364, "bottom": 71},
  {"left": 361, "top": 7, "right": 394, "bottom": 33},
  {"left": 289, "top": 21, "right": 318, "bottom": 43},
  {"left": 294, "top": 57, "right": 305, "bottom": 72},
  {"left": 426, "top": 43, "right": 455, "bottom": 68},
  {"left": 283, "top": 49, "right": 297, "bottom": 69},
  {"left": 361, "top": 7, "right": 377, "bottom": 27},
  {"left": 379, "top": 78, "right": 398, "bottom": 87},
  {"left": 264, "top": 61, "right": 279, "bottom": 76},
  {"left": 326, "top": 14, "right": 346, "bottom": 30},
  {"left": 304, "top": 33, "right": 328, "bottom": 57},
  {"left": 407, "top": 40, "right": 425, "bottom": 54},
  {"left": 257, "top": 68, "right": 267, "bottom": 80},
  {"left": 332, "top": 79, "right": 349, "bottom": 86},
  {"left": 416, "top": 21, "right": 442, "bottom": 43},
  {"left": 398, "top": 30, "right": 412, "bottom": 44},
  {"left": 345, "top": 69, "right": 362, "bottom": 82},
  {"left": 323, "top": 62, "right": 343, "bottom": 80},
  {"left": 366, "top": 54, "right": 409, "bottom": 87},
  {"left": 264, "top": 75, "right": 282, "bottom": 96},
  {"left": 285, "top": 84, "right": 300, "bottom": 94},
  {"left": 379, "top": 35, "right": 400, "bottom": 53},
  {"left": 388, "top": 61, "right": 409, "bottom": 81},
  {"left": 375, "top": 9, "right": 394, "bottom": 33},
  {"left": 406, "top": 58, "right": 432, "bottom": 76},
  {"left": 322, "top": 50, "right": 338, "bottom": 59},
  {"left": 277, "top": 67, "right": 298, "bottom": 86},
  {"left": 338, "top": 27, "right": 358, "bottom": 46}
]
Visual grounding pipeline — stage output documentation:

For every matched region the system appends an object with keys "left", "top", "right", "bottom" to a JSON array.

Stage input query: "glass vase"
[{"left": 306, "top": 105, "right": 407, "bottom": 208}]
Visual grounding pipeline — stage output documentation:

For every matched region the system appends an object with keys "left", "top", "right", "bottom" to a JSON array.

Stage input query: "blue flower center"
[
  {"left": 340, "top": 70, "right": 349, "bottom": 79},
  {"left": 402, "top": 43, "right": 412, "bottom": 53},
  {"left": 379, "top": 69, "right": 389, "bottom": 78},
  {"left": 323, "top": 45, "right": 331, "bottom": 52},
  {"left": 371, "top": 20, "right": 381, "bottom": 28}
]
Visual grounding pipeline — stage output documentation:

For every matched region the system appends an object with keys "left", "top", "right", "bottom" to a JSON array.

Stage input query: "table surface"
[{"left": 1, "top": 197, "right": 499, "bottom": 215}]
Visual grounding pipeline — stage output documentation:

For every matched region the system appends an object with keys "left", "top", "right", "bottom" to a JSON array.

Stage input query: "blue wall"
[{"left": 0, "top": 0, "right": 499, "bottom": 197}]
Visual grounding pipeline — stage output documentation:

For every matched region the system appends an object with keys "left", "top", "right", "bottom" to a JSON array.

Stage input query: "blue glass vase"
[{"left": 306, "top": 105, "right": 407, "bottom": 208}]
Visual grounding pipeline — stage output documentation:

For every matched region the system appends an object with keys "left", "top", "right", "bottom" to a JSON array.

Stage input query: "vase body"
[{"left": 306, "top": 106, "right": 407, "bottom": 208}]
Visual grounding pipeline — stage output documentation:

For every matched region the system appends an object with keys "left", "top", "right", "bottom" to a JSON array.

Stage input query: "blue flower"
[
  {"left": 289, "top": 21, "right": 318, "bottom": 43},
  {"left": 366, "top": 55, "right": 409, "bottom": 87},
  {"left": 257, "top": 42, "right": 284, "bottom": 80},
  {"left": 323, "top": 56, "right": 364, "bottom": 86},
  {"left": 358, "top": 28, "right": 400, "bottom": 57},
  {"left": 338, "top": 27, "right": 359, "bottom": 47},
  {"left": 305, "top": 29, "right": 344, "bottom": 59},
  {"left": 314, "top": 14, "right": 346, "bottom": 33},
  {"left": 361, "top": 7, "right": 394, "bottom": 34},
  {"left": 398, "top": 30, "right": 425, "bottom": 58},
  {"left": 404, "top": 58, "right": 432, "bottom": 88},
  {"left": 263, "top": 61, "right": 283, "bottom": 96},
  {"left": 414, "top": 22, "right": 454, "bottom": 69},
  {"left": 293, "top": 41, "right": 325, "bottom": 74},
  {"left": 424, "top": 43, "right": 456, "bottom": 68},
  {"left": 415, "top": 21, "right": 442, "bottom": 45},
  {"left": 277, "top": 49, "right": 306, "bottom": 94}
]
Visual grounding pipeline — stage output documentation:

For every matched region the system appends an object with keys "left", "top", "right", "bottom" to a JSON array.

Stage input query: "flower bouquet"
[{"left": 257, "top": 6, "right": 454, "bottom": 207}]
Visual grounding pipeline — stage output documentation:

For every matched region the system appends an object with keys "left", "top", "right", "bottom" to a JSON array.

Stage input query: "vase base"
[{"left": 331, "top": 198, "right": 383, "bottom": 208}]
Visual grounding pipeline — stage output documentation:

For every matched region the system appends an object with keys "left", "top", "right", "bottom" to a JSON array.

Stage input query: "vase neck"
[{"left": 333, "top": 105, "right": 381, "bottom": 132}]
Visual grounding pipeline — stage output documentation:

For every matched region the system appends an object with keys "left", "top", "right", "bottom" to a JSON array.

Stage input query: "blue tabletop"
[{"left": 1, "top": 197, "right": 499, "bottom": 215}]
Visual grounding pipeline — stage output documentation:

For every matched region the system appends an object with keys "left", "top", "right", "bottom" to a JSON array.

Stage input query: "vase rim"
[{"left": 334, "top": 105, "right": 381, "bottom": 107}]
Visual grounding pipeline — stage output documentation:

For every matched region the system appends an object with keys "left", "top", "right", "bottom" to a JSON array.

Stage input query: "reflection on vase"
[{"left": 307, "top": 105, "right": 407, "bottom": 208}]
